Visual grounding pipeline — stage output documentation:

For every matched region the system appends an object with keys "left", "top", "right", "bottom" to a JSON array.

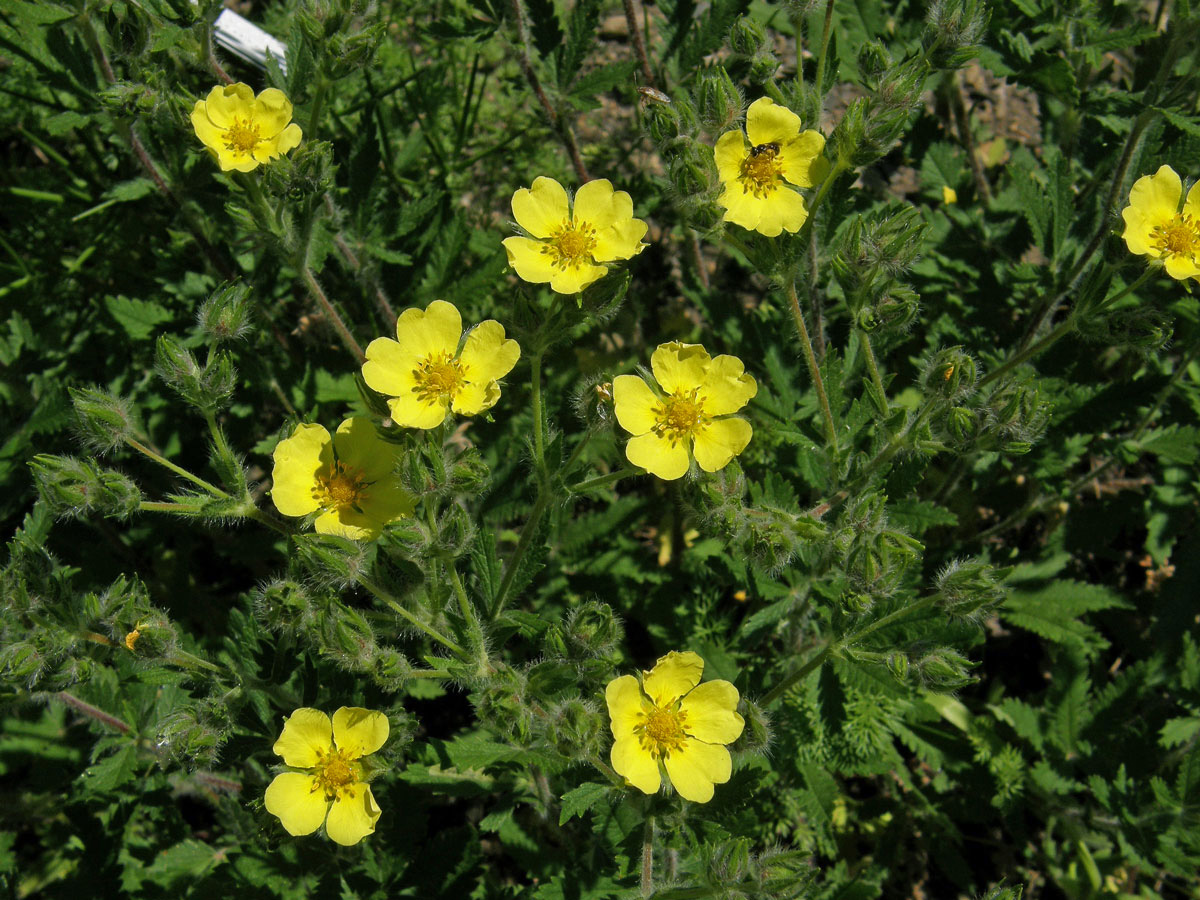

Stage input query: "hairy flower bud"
[
  {"left": 915, "top": 648, "right": 977, "bottom": 691},
  {"left": 564, "top": 601, "right": 623, "bottom": 658},
  {"left": 737, "top": 698, "right": 772, "bottom": 753},
  {"left": 728, "top": 16, "right": 767, "bottom": 56},
  {"left": 30, "top": 454, "right": 142, "bottom": 520},
  {"left": 253, "top": 579, "right": 315, "bottom": 635},
  {"left": 924, "top": 0, "right": 989, "bottom": 69},
  {"left": 546, "top": 698, "right": 604, "bottom": 760},
  {"left": 922, "top": 348, "right": 978, "bottom": 400},
  {"left": 857, "top": 40, "right": 892, "bottom": 85},
  {"left": 197, "top": 281, "right": 253, "bottom": 342},
  {"left": 696, "top": 67, "right": 743, "bottom": 133},
  {"left": 935, "top": 559, "right": 1009, "bottom": 618},
  {"left": 156, "top": 336, "right": 237, "bottom": 412},
  {"left": 946, "top": 406, "right": 980, "bottom": 444},
  {"left": 71, "top": 386, "right": 140, "bottom": 454}
]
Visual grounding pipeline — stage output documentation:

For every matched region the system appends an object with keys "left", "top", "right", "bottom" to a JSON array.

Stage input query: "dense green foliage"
[{"left": 3, "top": 0, "right": 1200, "bottom": 897}]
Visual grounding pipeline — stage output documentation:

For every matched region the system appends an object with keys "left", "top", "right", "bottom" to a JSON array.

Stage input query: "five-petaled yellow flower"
[
  {"left": 614, "top": 342, "right": 756, "bottom": 481},
  {"left": 1121, "top": 164, "right": 1200, "bottom": 281},
  {"left": 503, "top": 176, "right": 648, "bottom": 294},
  {"left": 715, "top": 97, "right": 828, "bottom": 237},
  {"left": 606, "top": 651, "right": 744, "bottom": 803},
  {"left": 191, "top": 83, "right": 302, "bottom": 173},
  {"left": 264, "top": 707, "right": 388, "bottom": 846},
  {"left": 362, "top": 300, "right": 520, "bottom": 429},
  {"left": 271, "top": 417, "right": 413, "bottom": 540}
]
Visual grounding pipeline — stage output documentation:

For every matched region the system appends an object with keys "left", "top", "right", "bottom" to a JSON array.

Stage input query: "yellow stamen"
[
  {"left": 312, "top": 746, "right": 359, "bottom": 800},
  {"left": 314, "top": 461, "right": 368, "bottom": 511},
  {"left": 637, "top": 704, "right": 689, "bottom": 759},
  {"left": 739, "top": 143, "right": 783, "bottom": 198},
  {"left": 1153, "top": 214, "right": 1200, "bottom": 259},
  {"left": 542, "top": 219, "right": 598, "bottom": 271},
  {"left": 223, "top": 117, "right": 261, "bottom": 155},
  {"left": 411, "top": 351, "right": 466, "bottom": 404},
  {"left": 652, "top": 389, "right": 709, "bottom": 445}
]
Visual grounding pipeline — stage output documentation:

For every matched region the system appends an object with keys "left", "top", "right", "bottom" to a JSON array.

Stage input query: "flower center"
[
  {"left": 543, "top": 219, "right": 598, "bottom": 271},
  {"left": 1153, "top": 214, "right": 1200, "bottom": 258},
  {"left": 638, "top": 705, "right": 689, "bottom": 758},
  {"left": 314, "top": 461, "right": 368, "bottom": 511},
  {"left": 740, "top": 143, "right": 782, "bottom": 197},
  {"left": 312, "top": 747, "right": 359, "bottom": 800},
  {"left": 223, "top": 117, "right": 261, "bottom": 155},
  {"left": 412, "top": 351, "right": 466, "bottom": 404},
  {"left": 652, "top": 389, "right": 709, "bottom": 445}
]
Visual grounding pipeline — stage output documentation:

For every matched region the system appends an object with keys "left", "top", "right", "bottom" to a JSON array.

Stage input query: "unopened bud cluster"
[
  {"left": 923, "top": 0, "right": 989, "bottom": 70},
  {"left": 30, "top": 455, "right": 142, "bottom": 520},
  {"left": 156, "top": 336, "right": 236, "bottom": 413}
]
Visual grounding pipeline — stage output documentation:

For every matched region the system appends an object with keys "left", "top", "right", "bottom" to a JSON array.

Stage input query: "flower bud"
[
  {"left": 123, "top": 612, "right": 179, "bottom": 659},
  {"left": 935, "top": 559, "right": 1008, "bottom": 618},
  {"left": 546, "top": 698, "right": 605, "bottom": 760},
  {"left": 922, "top": 348, "right": 977, "bottom": 400},
  {"left": 736, "top": 698, "right": 771, "bottom": 753},
  {"left": 886, "top": 651, "right": 910, "bottom": 682},
  {"left": 156, "top": 336, "right": 237, "bottom": 412},
  {"left": 946, "top": 406, "right": 979, "bottom": 444},
  {"left": 197, "top": 282, "right": 253, "bottom": 342},
  {"left": 924, "top": 0, "right": 989, "bottom": 70},
  {"left": 30, "top": 454, "right": 142, "bottom": 520},
  {"left": 669, "top": 143, "right": 718, "bottom": 197},
  {"left": 915, "top": 648, "right": 976, "bottom": 691},
  {"left": 696, "top": 67, "right": 743, "bottom": 133},
  {"left": 564, "top": 601, "right": 623, "bottom": 657},
  {"left": 70, "top": 387, "right": 140, "bottom": 454},
  {"left": 253, "top": 579, "right": 315, "bottom": 635},
  {"left": 728, "top": 16, "right": 767, "bottom": 56},
  {"left": 294, "top": 534, "right": 375, "bottom": 590},
  {"left": 857, "top": 40, "right": 892, "bottom": 85}
]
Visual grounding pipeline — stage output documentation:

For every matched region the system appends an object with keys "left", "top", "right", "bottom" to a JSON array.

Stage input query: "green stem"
[
  {"left": 308, "top": 76, "right": 329, "bottom": 136},
  {"left": 641, "top": 815, "right": 655, "bottom": 899},
  {"left": 760, "top": 641, "right": 832, "bottom": 706},
  {"left": 124, "top": 437, "right": 229, "bottom": 498},
  {"left": 358, "top": 575, "right": 469, "bottom": 659},
  {"left": 785, "top": 277, "right": 838, "bottom": 449},
  {"left": 978, "top": 318, "right": 1074, "bottom": 390},
  {"left": 570, "top": 466, "right": 637, "bottom": 493},
  {"left": 812, "top": 0, "right": 836, "bottom": 98},
  {"left": 301, "top": 266, "right": 366, "bottom": 363},
  {"left": 168, "top": 648, "right": 224, "bottom": 674},
  {"left": 139, "top": 501, "right": 204, "bottom": 515},
  {"left": 530, "top": 351, "right": 546, "bottom": 469},
  {"left": 448, "top": 563, "right": 487, "bottom": 666},
  {"left": 241, "top": 503, "right": 292, "bottom": 536},
  {"left": 803, "top": 159, "right": 847, "bottom": 227},
  {"left": 490, "top": 489, "right": 550, "bottom": 620},
  {"left": 859, "top": 330, "right": 888, "bottom": 414}
]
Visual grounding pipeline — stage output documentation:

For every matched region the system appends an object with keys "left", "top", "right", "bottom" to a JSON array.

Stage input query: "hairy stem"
[
  {"left": 125, "top": 437, "right": 229, "bottom": 498},
  {"left": 641, "top": 816, "right": 655, "bottom": 898},
  {"left": 623, "top": 0, "right": 655, "bottom": 85},
  {"left": 490, "top": 489, "right": 549, "bottom": 620},
  {"left": 358, "top": 576, "right": 469, "bottom": 659},
  {"left": 301, "top": 266, "right": 366, "bottom": 363},
  {"left": 785, "top": 278, "right": 838, "bottom": 449}
]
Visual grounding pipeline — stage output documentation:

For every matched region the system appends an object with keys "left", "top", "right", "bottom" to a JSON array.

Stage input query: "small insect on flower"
[
  {"left": 191, "top": 82, "right": 302, "bottom": 173},
  {"left": 613, "top": 342, "right": 757, "bottom": 480},
  {"left": 271, "top": 417, "right": 414, "bottom": 540},
  {"left": 502, "top": 176, "right": 648, "bottom": 294},
  {"left": 1121, "top": 165, "right": 1200, "bottom": 281},
  {"left": 264, "top": 707, "right": 388, "bottom": 846},
  {"left": 361, "top": 300, "right": 520, "bottom": 430},
  {"left": 605, "top": 651, "right": 744, "bottom": 803},
  {"left": 715, "top": 96, "right": 829, "bottom": 236}
]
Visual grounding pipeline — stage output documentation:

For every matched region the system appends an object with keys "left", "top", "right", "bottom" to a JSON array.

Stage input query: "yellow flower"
[
  {"left": 502, "top": 176, "right": 648, "bottom": 294},
  {"left": 271, "top": 417, "right": 413, "bottom": 540},
  {"left": 361, "top": 300, "right": 520, "bottom": 429},
  {"left": 943, "top": 185, "right": 958, "bottom": 205},
  {"left": 613, "top": 342, "right": 756, "bottom": 481},
  {"left": 605, "top": 651, "right": 744, "bottom": 803},
  {"left": 264, "top": 707, "right": 388, "bottom": 846},
  {"left": 715, "top": 97, "right": 829, "bottom": 236},
  {"left": 190, "top": 83, "right": 302, "bottom": 173},
  {"left": 1121, "top": 164, "right": 1200, "bottom": 281}
]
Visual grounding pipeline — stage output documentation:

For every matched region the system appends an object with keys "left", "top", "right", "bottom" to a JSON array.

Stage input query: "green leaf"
[
  {"left": 80, "top": 744, "right": 138, "bottom": 793},
  {"left": 558, "top": 782, "right": 609, "bottom": 825},
  {"left": 1138, "top": 426, "right": 1200, "bottom": 465},
  {"left": 1160, "top": 716, "right": 1200, "bottom": 749},
  {"left": 887, "top": 499, "right": 958, "bottom": 535},
  {"left": 104, "top": 295, "right": 172, "bottom": 341},
  {"left": 143, "top": 840, "right": 231, "bottom": 888}
]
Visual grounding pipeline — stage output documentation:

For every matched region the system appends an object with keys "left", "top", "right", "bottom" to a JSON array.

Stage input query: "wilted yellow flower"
[
  {"left": 264, "top": 707, "right": 388, "bottom": 846},
  {"left": 190, "top": 83, "right": 302, "bottom": 173},
  {"left": 1121, "top": 164, "right": 1200, "bottom": 281},
  {"left": 361, "top": 300, "right": 520, "bottom": 429},
  {"left": 605, "top": 651, "right": 744, "bottom": 803},
  {"left": 613, "top": 342, "right": 756, "bottom": 481},
  {"left": 715, "top": 97, "right": 828, "bottom": 236},
  {"left": 271, "top": 417, "right": 413, "bottom": 540},
  {"left": 502, "top": 176, "right": 648, "bottom": 294}
]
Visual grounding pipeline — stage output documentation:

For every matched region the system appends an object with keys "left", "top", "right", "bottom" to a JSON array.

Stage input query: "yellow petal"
[
  {"left": 264, "top": 772, "right": 329, "bottom": 835},
  {"left": 714, "top": 130, "right": 748, "bottom": 183},
  {"left": 362, "top": 336, "right": 418, "bottom": 398},
  {"left": 605, "top": 674, "right": 648, "bottom": 737},
  {"left": 190, "top": 101, "right": 225, "bottom": 154},
  {"left": 333, "top": 417, "right": 396, "bottom": 483},
  {"left": 276, "top": 122, "right": 303, "bottom": 155},
  {"left": 692, "top": 417, "right": 753, "bottom": 472},
  {"left": 1127, "top": 165, "right": 1181, "bottom": 224},
  {"left": 1121, "top": 206, "right": 1157, "bottom": 257},
  {"left": 778, "top": 130, "right": 828, "bottom": 188},
  {"left": 459, "top": 320, "right": 521, "bottom": 385},
  {"left": 663, "top": 738, "right": 732, "bottom": 803},
  {"left": 650, "top": 342, "right": 710, "bottom": 394},
  {"left": 394, "top": 300, "right": 463, "bottom": 361},
  {"left": 252, "top": 87, "right": 294, "bottom": 138},
  {"left": 251, "top": 126, "right": 301, "bottom": 166},
  {"left": 1164, "top": 253, "right": 1200, "bottom": 280},
  {"left": 314, "top": 507, "right": 379, "bottom": 541},
  {"left": 699, "top": 355, "right": 757, "bottom": 416},
  {"left": 271, "top": 423, "right": 332, "bottom": 518},
  {"left": 753, "top": 186, "right": 809, "bottom": 237},
  {"left": 332, "top": 707, "right": 390, "bottom": 758},
  {"left": 503, "top": 235, "right": 556, "bottom": 286},
  {"left": 202, "top": 82, "right": 254, "bottom": 127},
  {"left": 745, "top": 97, "right": 802, "bottom": 147},
  {"left": 679, "top": 680, "right": 745, "bottom": 744},
  {"left": 219, "top": 148, "right": 260, "bottom": 173},
  {"left": 611, "top": 737, "right": 660, "bottom": 794},
  {"left": 325, "top": 784, "right": 381, "bottom": 846},
  {"left": 387, "top": 392, "right": 450, "bottom": 430},
  {"left": 641, "top": 651, "right": 704, "bottom": 707},
  {"left": 594, "top": 215, "right": 648, "bottom": 263},
  {"left": 550, "top": 261, "right": 608, "bottom": 295},
  {"left": 625, "top": 431, "right": 690, "bottom": 480},
  {"left": 1185, "top": 180, "right": 1200, "bottom": 220},
  {"left": 272, "top": 707, "right": 333, "bottom": 767},
  {"left": 718, "top": 181, "right": 764, "bottom": 233},
  {"left": 450, "top": 380, "right": 501, "bottom": 416},
  {"left": 613, "top": 374, "right": 659, "bottom": 436},
  {"left": 572, "top": 179, "right": 623, "bottom": 230},
  {"left": 359, "top": 480, "right": 415, "bottom": 527},
  {"left": 512, "top": 176, "right": 570, "bottom": 238}
]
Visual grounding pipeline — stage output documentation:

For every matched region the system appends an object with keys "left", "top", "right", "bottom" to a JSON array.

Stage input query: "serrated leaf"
[
  {"left": 144, "top": 839, "right": 230, "bottom": 887},
  {"left": 887, "top": 499, "right": 958, "bottom": 534},
  {"left": 1160, "top": 716, "right": 1200, "bottom": 749},
  {"left": 558, "top": 782, "right": 608, "bottom": 825},
  {"left": 1138, "top": 426, "right": 1200, "bottom": 465},
  {"left": 104, "top": 295, "right": 172, "bottom": 340},
  {"left": 80, "top": 744, "right": 138, "bottom": 793}
]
